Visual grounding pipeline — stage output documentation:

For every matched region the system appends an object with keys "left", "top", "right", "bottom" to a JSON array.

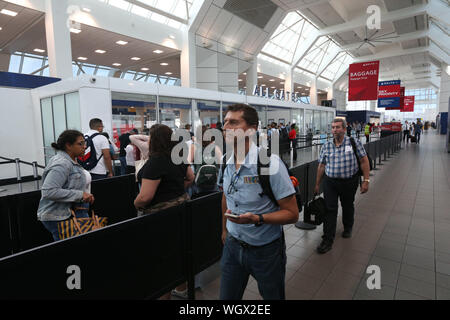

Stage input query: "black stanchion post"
[
  {"left": 295, "top": 162, "right": 316, "bottom": 230},
  {"left": 186, "top": 202, "right": 195, "bottom": 300},
  {"left": 378, "top": 140, "right": 382, "bottom": 165}
]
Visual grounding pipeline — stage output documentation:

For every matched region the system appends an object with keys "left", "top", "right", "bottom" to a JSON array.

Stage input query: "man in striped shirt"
[{"left": 314, "top": 118, "right": 370, "bottom": 254}]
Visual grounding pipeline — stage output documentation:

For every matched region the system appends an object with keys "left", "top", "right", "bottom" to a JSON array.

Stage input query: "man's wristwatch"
[{"left": 255, "top": 214, "right": 264, "bottom": 227}]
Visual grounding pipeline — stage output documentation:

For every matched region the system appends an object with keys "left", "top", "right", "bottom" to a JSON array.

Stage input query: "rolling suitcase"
[{"left": 410, "top": 135, "right": 417, "bottom": 143}]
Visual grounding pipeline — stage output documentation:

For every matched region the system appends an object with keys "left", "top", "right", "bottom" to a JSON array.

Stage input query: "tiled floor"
[{"left": 191, "top": 130, "right": 450, "bottom": 300}]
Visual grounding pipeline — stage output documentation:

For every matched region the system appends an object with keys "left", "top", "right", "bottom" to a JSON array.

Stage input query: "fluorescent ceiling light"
[
  {"left": 261, "top": 84, "right": 266, "bottom": 86},
  {"left": 77, "top": 57, "right": 87, "bottom": 61},
  {"left": 169, "top": 35, "right": 175, "bottom": 39},
  {"left": 269, "top": 79, "right": 275, "bottom": 82},
  {"left": 271, "top": 87, "right": 276, "bottom": 89},
  {"left": 70, "top": 28, "right": 81, "bottom": 34},
  {"left": 153, "top": 50, "right": 163, "bottom": 54},
  {"left": 82, "top": 7, "right": 91, "bottom": 13},
  {"left": 116, "top": 40, "right": 128, "bottom": 45},
  {"left": 258, "top": 76, "right": 263, "bottom": 79},
  {"left": 33, "top": 48, "right": 45, "bottom": 53},
  {"left": 160, "top": 63, "right": 168, "bottom": 66},
  {"left": 1, "top": 9, "right": 17, "bottom": 16},
  {"left": 238, "top": 79, "right": 243, "bottom": 82},
  {"left": 141, "top": 68, "right": 149, "bottom": 71},
  {"left": 131, "top": 57, "right": 141, "bottom": 61},
  {"left": 165, "top": 72, "right": 172, "bottom": 75},
  {"left": 112, "top": 63, "right": 121, "bottom": 66},
  {"left": 95, "top": 49, "right": 106, "bottom": 54}
]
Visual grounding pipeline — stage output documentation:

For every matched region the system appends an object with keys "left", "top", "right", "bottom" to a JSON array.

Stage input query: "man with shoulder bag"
[{"left": 314, "top": 118, "right": 370, "bottom": 254}]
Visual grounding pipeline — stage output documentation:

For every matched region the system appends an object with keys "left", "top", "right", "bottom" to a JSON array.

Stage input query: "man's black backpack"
[
  {"left": 77, "top": 133, "right": 103, "bottom": 170},
  {"left": 220, "top": 149, "right": 302, "bottom": 212}
]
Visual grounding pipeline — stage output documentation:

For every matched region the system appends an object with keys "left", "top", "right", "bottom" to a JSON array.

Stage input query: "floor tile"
[{"left": 396, "top": 275, "right": 436, "bottom": 299}]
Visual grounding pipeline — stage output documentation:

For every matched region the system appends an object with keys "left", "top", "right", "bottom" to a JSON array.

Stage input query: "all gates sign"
[{"left": 348, "top": 61, "right": 379, "bottom": 101}]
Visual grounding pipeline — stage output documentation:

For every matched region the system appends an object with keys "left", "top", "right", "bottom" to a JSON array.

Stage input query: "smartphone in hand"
[{"left": 225, "top": 213, "right": 240, "bottom": 218}]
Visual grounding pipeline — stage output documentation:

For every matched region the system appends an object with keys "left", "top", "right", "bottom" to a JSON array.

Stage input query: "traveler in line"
[
  {"left": 364, "top": 122, "right": 371, "bottom": 143},
  {"left": 289, "top": 124, "right": 298, "bottom": 161},
  {"left": 356, "top": 122, "right": 361, "bottom": 139},
  {"left": 100, "top": 132, "right": 119, "bottom": 160},
  {"left": 125, "top": 143, "right": 136, "bottom": 174},
  {"left": 134, "top": 124, "right": 194, "bottom": 212},
  {"left": 37, "top": 130, "right": 94, "bottom": 241},
  {"left": 314, "top": 118, "right": 370, "bottom": 254},
  {"left": 119, "top": 128, "right": 138, "bottom": 175},
  {"left": 219, "top": 104, "right": 299, "bottom": 300},
  {"left": 402, "top": 121, "right": 410, "bottom": 144},
  {"left": 133, "top": 124, "right": 194, "bottom": 299},
  {"left": 414, "top": 121, "right": 422, "bottom": 144},
  {"left": 346, "top": 123, "right": 352, "bottom": 137},
  {"left": 85, "top": 118, "right": 114, "bottom": 180}
]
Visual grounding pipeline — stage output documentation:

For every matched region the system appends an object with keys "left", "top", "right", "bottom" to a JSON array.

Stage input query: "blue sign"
[{"left": 377, "top": 80, "right": 401, "bottom": 108}]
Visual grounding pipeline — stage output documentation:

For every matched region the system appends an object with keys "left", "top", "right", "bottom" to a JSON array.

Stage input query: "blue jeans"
[
  {"left": 219, "top": 235, "right": 286, "bottom": 300},
  {"left": 41, "top": 203, "right": 90, "bottom": 241},
  {"left": 119, "top": 156, "right": 127, "bottom": 175}
]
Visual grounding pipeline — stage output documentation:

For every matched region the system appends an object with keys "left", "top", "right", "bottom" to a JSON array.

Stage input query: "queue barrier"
[
  {"left": 0, "top": 132, "right": 403, "bottom": 299},
  {"left": 0, "top": 174, "right": 138, "bottom": 257}
]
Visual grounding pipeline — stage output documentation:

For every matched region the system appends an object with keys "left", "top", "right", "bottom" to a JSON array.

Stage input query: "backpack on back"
[
  {"left": 194, "top": 145, "right": 218, "bottom": 190},
  {"left": 77, "top": 133, "right": 103, "bottom": 170}
]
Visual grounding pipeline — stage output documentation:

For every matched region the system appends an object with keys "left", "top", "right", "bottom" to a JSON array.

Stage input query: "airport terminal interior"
[{"left": 0, "top": 0, "right": 449, "bottom": 300}]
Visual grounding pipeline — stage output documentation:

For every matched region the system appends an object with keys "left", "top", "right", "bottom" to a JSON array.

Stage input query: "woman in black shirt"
[{"left": 134, "top": 124, "right": 194, "bottom": 213}]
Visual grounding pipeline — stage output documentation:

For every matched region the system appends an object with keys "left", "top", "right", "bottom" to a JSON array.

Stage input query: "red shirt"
[{"left": 289, "top": 129, "right": 297, "bottom": 140}]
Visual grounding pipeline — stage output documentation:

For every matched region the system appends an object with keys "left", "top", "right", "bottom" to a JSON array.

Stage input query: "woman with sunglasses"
[{"left": 37, "top": 130, "right": 95, "bottom": 241}]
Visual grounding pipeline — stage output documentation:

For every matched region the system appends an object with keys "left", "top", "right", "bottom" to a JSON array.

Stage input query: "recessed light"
[
  {"left": 131, "top": 57, "right": 141, "bottom": 61},
  {"left": 261, "top": 84, "right": 266, "bottom": 86},
  {"left": 34, "top": 48, "right": 45, "bottom": 53},
  {"left": 112, "top": 63, "right": 121, "bottom": 67},
  {"left": 82, "top": 7, "right": 91, "bottom": 13},
  {"left": 0, "top": 27, "right": 3, "bottom": 31},
  {"left": 141, "top": 68, "right": 149, "bottom": 71},
  {"left": 258, "top": 76, "right": 263, "bottom": 79},
  {"left": 153, "top": 50, "right": 164, "bottom": 54},
  {"left": 95, "top": 49, "right": 106, "bottom": 54},
  {"left": 70, "top": 28, "right": 81, "bottom": 34},
  {"left": 243, "top": 72, "right": 247, "bottom": 75},
  {"left": 165, "top": 72, "right": 172, "bottom": 75},
  {"left": 238, "top": 79, "right": 243, "bottom": 82},
  {"left": 271, "top": 86, "right": 276, "bottom": 89},
  {"left": 169, "top": 35, "right": 175, "bottom": 39},
  {"left": 160, "top": 62, "right": 169, "bottom": 66},
  {"left": 269, "top": 79, "right": 275, "bottom": 82},
  {"left": 116, "top": 40, "right": 128, "bottom": 45},
  {"left": 77, "top": 57, "right": 87, "bottom": 61},
  {"left": 1, "top": 9, "right": 17, "bottom": 16}
]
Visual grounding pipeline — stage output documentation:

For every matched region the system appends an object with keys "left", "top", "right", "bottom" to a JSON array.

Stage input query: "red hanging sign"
[
  {"left": 385, "top": 86, "right": 404, "bottom": 110},
  {"left": 348, "top": 61, "right": 379, "bottom": 101},
  {"left": 401, "top": 96, "right": 415, "bottom": 112}
]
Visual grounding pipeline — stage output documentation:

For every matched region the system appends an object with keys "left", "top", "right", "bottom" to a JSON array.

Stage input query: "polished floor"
[{"left": 192, "top": 130, "right": 450, "bottom": 300}]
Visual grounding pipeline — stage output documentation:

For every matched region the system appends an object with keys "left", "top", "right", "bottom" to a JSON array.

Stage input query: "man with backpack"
[
  {"left": 314, "top": 118, "right": 370, "bottom": 254},
  {"left": 218, "top": 104, "right": 299, "bottom": 300},
  {"left": 81, "top": 118, "right": 114, "bottom": 180}
]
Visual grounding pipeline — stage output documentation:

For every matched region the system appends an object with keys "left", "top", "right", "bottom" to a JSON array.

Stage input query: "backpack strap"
[
  {"left": 349, "top": 137, "right": 362, "bottom": 175},
  {"left": 88, "top": 132, "right": 104, "bottom": 161},
  {"left": 219, "top": 153, "right": 228, "bottom": 185},
  {"left": 257, "top": 148, "right": 278, "bottom": 206}
]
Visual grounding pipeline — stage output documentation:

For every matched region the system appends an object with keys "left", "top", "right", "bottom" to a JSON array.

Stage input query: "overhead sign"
[
  {"left": 348, "top": 61, "right": 379, "bottom": 101},
  {"left": 386, "top": 86, "right": 404, "bottom": 110},
  {"left": 377, "top": 80, "right": 401, "bottom": 108},
  {"left": 401, "top": 96, "right": 415, "bottom": 112}
]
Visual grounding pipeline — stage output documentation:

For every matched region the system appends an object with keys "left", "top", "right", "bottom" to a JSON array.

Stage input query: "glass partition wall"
[{"left": 40, "top": 92, "right": 81, "bottom": 164}]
